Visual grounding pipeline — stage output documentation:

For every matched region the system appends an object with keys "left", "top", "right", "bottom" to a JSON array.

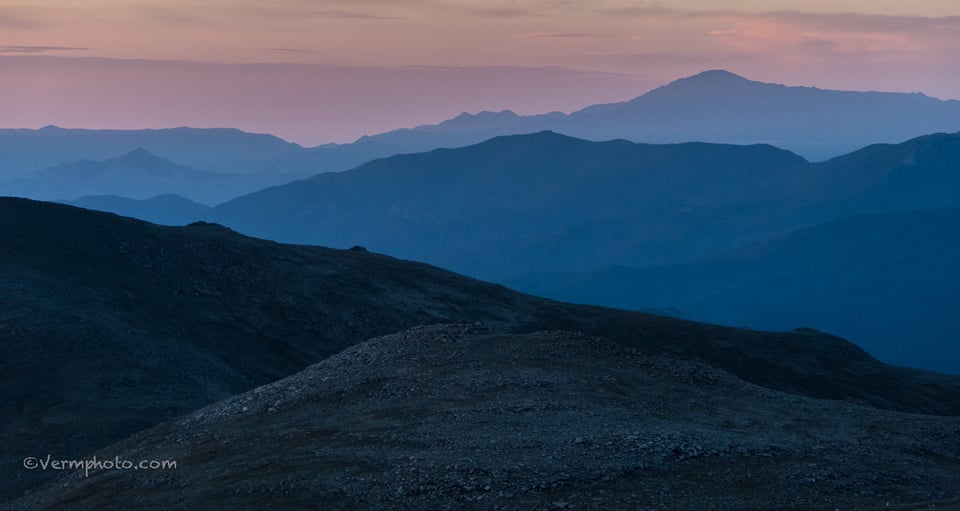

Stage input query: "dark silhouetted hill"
[
  {"left": 203, "top": 131, "right": 960, "bottom": 373},
  {"left": 510, "top": 209, "right": 960, "bottom": 373},
  {"left": 66, "top": 193, "right": 209, "bottom": 225},
  {"left": 4, "top": 198, "right": 960, "bottom": 498},
  {"left": 209, "top": 131, "right": 811, "bottom": 277},
  {"left": 208, "top": 132, "right": 960, "bottom": 278},
  {"left": 798, "top": 132, "right": 960, "bottom": 211},
  {"left": 9, "top": 325, "right": 960, "bottom": 510}
]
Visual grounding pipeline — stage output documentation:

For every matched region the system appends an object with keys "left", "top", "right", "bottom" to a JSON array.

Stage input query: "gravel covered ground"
[{"left": 11, "top": 324, "right": 960, "bottom": 510}]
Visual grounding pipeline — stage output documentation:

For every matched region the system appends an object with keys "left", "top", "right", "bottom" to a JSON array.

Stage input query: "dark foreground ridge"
[
  {"left": 2, "top": 197, "right": 960, "bottom": 499},
  {"left": 10, "top": 325, "right": 960, "bottom": 510}
]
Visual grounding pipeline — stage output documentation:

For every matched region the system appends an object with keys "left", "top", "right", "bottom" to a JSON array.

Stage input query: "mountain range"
[
  {"left": 207, "top": 131, "right": 812, "bottom": 276},
  {"left": 23, "top": 128, "right": 960, "bottom": 373},
  {"left": 2, "top": 70, "right": 957, "bottom": 187},
  {"left": 4, "top": 69, "right": 960, "bottom": 509},
  {"left": 315, "top": 69, "right": 960, "bottom": 163},
  {"left": 206, "top": 130, "right": 960, "bottom": 275},
  {"left": 2, "top": 148, "right": 289, "bottom": 204},
  {"left": 3, "top": 198, "right": 960, "bottom": 503},
  {"left": 0, "top": 126, "right": 302, "bottom": 179}
]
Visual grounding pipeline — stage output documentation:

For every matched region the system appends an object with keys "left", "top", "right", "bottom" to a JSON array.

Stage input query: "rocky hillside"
[
  {"left": 3, "top": 197, "right": 960, "bottom": 500},
  {"left": 10, "top": 325, "right": 959, "bottom": 510}
]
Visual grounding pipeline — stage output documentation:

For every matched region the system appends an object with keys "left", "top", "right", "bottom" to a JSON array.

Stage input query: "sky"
[{"left": 1, "top": 0, "right": 959, "bottom": 144}]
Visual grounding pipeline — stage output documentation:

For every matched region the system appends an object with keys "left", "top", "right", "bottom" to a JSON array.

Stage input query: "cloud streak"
[
  {"left": 0, "top": 45, "right": 87, "bottom": 54},
  {"left": 260, "top": 48, "right": 318, "bottom": 54},
  {"left": 513, "top": 33, "right": 607, "bottom": 40},
  {"left": 599, "top": 5, "right": 960, "bottom": 33},
  {"left": 308, "top": 9, "right": 400, "bottom": 19}
]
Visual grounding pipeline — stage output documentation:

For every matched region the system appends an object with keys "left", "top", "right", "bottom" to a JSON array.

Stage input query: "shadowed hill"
[
  {"left": 510, "top": 208, "right": 960, "bottom": 373},
  {"left": 9, "top": 325, "right": 960, "bottom": 510},
  {"left": 3, "top": 198, "right": 960, "bottom": 498},
  {"left": 801, "top": 132, "right": 960, "bottom": 212},
  {"left": 65, "top": 193, "right": 209, "bottom": 226},
  {"left": 209, "top": 131, "right": 810, "bottom": 278},
  {"left": 1, "top": 148, "right": 296, "bottom": 205},
  {"left": 208, "top": 131, "right": 960, "bottom": 284}
]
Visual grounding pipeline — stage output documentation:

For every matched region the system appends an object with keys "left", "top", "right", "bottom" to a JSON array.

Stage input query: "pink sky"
[{"left": 2, "top": 1, "right": 959, "bottom": 144}]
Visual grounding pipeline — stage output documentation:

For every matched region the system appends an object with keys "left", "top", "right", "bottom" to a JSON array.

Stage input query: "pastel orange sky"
[{"left": 2, "top": 0, "right": 959, "bottom": 144}]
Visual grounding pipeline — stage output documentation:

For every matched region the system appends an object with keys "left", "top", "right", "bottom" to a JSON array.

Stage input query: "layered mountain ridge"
[
  {"left": 2, "top": 69, "right": 957, "bottom": 187},
  {"left": 25, "top": 129, "right": 956, "bottom": 372},
  {"left": 4, "top": 68, "right": 960, "bottom": 510},
  {"left": 346, "top": 69, "right": 960, "bottom": 162},
  {"left": 1, "top": 147, "right": 310, "bottom": 204}
]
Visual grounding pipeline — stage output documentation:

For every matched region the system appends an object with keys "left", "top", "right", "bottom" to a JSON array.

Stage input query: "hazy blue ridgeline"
[{"left": 1, "top": 70, "right": 959, "bottom": 373}]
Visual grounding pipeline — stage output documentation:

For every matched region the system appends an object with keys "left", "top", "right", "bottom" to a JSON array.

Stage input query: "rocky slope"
[
  {"left": 3, "top": 198, "right": 960, "bottom": 500},
  {"left": 10, "top": 324, "right": 959, "bottom": 510}
]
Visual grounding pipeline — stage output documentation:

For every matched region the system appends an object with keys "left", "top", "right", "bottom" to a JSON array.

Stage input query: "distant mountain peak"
[
  {"left": 478, "top": 130, "right": 578, "bottom": 146},
  {"left": 896, "top": 131, "right": 960, "bottom": 164},
  {"left": 112, "top": 147, "right": 170, "bottom": 165},
  {"left": 453, "top": 109, "right": 519, "bottom": 120},
  {"left": 126, "top": 147, "right": 154, "bottom": 157},
  {"left": 686, "top": 69, "right": 751, "bottom": 83},
  {"left": 437, "top": 110, "right": 522, "bottom": 128},
  {"left": 639, "top": 69, "right": 767, "bottom": 99}
]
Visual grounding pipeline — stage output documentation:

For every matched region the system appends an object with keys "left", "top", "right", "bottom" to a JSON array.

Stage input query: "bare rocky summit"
[{"left": 10, "top": 324, "right": 960, "bottom": 510}]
